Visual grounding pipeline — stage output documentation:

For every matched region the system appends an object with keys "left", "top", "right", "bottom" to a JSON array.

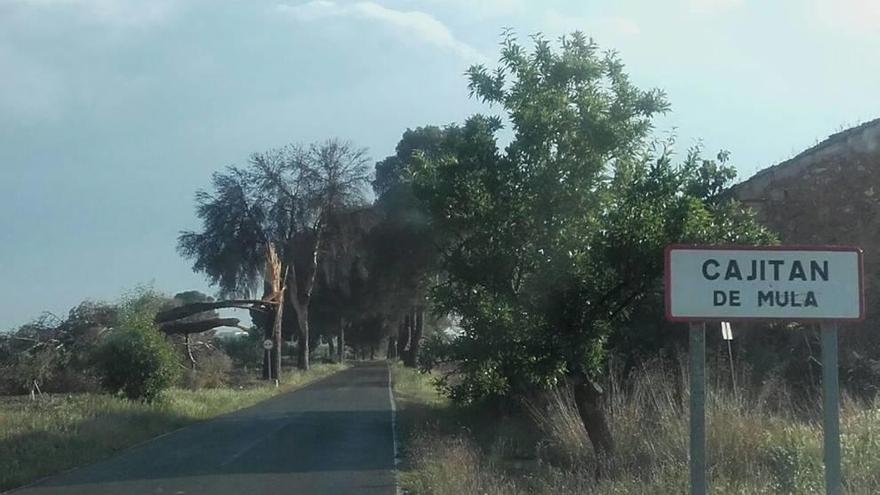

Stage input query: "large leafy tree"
[
  {"left": 413, "top": 32, "right": 774, "bottom": 461},
  {"left": 179, "top": 140, "right": 370, "bottom": 372}
]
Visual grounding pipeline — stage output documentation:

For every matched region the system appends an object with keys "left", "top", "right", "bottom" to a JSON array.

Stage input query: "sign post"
[
  {"left": 665, "top": 245, "right": 864, "bottom": 495},
  {"left": 263, "top": 339, "right": 274, "bottom": 382},
  {"left": 821, "top": 323, "right": 841, "bottom": 495},
  {"left": 689, "top": 322, "right": 706, "bottom": 495},
  {"left": 721, "top": 322, "right": 738, "bottom": 400}
]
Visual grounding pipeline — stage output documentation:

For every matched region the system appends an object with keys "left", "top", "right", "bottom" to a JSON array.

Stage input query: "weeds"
[{"left": 393, "top": 362, "right": 880, "bottom": 494}]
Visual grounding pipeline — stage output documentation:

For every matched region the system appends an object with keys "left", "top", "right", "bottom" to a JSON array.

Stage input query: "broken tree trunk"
[
  {"left": 271, "top": 282, "right": 285, "bottom": 381},
  {"left": 158, "top": 318, "right": 241, "bottom": 335},
  {"left": 184, "top": 333, "right": 196, "bottom": 370},
  {"left": 261, "top": 243, "right": 284, "bottom": 381},
  {"left": 155, "top": 300, "right": 271, "bottom": 324}
]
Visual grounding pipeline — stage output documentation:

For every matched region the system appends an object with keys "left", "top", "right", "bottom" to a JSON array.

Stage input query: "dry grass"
[
  {"left": 0, "top": 363, "right": 347, "bottom": 491},
  {"left": 393, "top": 362, "right": 880, "bottom": 495}
]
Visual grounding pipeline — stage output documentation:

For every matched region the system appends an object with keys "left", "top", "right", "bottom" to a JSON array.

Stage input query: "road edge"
[
  {"left": 1, "top": 364, "right": 350, "bottom": 495},
  {"left": 388, "top": 363, "right": 401, "bottom": 495}
]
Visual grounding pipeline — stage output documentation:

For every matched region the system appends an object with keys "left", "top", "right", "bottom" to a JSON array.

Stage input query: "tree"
[
  {"left": 310, "top": 206, "right": 383, "bottom": 362},
  {"left": 412, "top": 32, "right": 774, "bottom": 463},
  {"left": 179, "top": 139, "right": 370, "bottom": 372},
  {"left": 0, "top": 302, "right": 118, "bottom": 395},
  {"left": 369, "top": 127, "right": 447, "bottom": 366}
]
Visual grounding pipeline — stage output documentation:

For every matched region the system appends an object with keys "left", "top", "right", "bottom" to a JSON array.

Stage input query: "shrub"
[{"left": 92, "top": 325, "right": 179, "bottom": 401}]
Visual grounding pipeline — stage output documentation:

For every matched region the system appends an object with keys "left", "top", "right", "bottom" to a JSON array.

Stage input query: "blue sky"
[{"left": 1, "top": 0, "right": 879, "bottom": 329}]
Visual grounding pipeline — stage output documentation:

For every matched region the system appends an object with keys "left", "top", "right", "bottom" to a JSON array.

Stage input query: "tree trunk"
[
  {"left": 396, "top": 317, "right": 410, "bottom": 358},
  {"left": 327, "top": 334, "right": 335, "bottom": 362},
  {"left": 160, "top": 317, "right": 242, "bottom": 335},
  {"left": 387, "top": 337, "right": 396, "bottom": 359},
  {"left": 572, "top": 374, "right": 615, "bottom": 476},
  {"left": 403, "top": 307, "right": 423, "bottom": 368},
  {"left": 296, "top": 310, "right": 310, "bottom": 371},
  {"left": 337, "top": 320, "right": 345, "bottom": 363},
  {"left": 155, "top": 300, "right": 271, "bottom": 324},
  {"left": 272, "top": 290, "right": 284, "bottom": 381}
]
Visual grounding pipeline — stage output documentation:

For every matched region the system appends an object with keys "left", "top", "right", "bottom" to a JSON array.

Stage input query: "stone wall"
[{"left": 733, "top": 118, "right": 880, "bottom": 331}]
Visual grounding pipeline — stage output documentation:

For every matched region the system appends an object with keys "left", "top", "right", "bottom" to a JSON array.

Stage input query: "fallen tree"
[
  {"left": 157, "top": 317, "right": 242, "bottom": 335},
  {"left": 154, "top": 300, "right": 272, "bottom": 324}
]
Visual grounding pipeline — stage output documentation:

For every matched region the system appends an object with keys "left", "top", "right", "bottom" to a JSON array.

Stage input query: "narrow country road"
[{"left": 9, "top": 362, "right": 398, "bottom": 495}]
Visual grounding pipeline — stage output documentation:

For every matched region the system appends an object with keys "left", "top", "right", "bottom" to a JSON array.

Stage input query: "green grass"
[
  {"left": 392, "top": 363, "right": 880, "bottom": 495},
  {"left": 0, "top": 363, "right": 347, "bottom": 491}
]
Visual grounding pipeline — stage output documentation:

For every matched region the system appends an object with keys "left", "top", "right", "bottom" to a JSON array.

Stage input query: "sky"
[{"left": 1, "top": 0, "right": 879, "bottom": 329}]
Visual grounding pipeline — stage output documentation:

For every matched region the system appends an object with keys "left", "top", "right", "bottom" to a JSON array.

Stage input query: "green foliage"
[
  {"left": 178, "top": 140, "right": 372, "bottom": 299},
  {"left": 412, "top": 32, "right": 775, "bottom": 403},
  {"left": 92, "top": 325, "right": 179, "bottom": 401},
  {"left": 92, "top": 290, "right": 179, "bottom": 400}
]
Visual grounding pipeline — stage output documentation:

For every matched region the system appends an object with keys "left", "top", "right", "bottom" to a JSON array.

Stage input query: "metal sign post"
[
  {"left": 263, "top": 339, "right": 274, "bottom": 382},
  {"left": 665, "top": 245, "right": 864, "bottom": 495},
  {"left": 821, "top": 323, "right": 841, "bottom": 495},
  {"left": 721, "top": 322, "right": 738, "bottom": 400},
  {"left": 689, "top": 322, "right": 706, "bottom": 495}
]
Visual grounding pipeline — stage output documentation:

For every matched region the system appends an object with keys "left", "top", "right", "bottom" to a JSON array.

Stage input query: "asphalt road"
[{"left": 10, "top": 362, "right": 398, "bottom": 495}]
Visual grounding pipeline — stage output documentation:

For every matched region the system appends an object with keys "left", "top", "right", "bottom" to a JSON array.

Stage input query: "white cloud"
[
  {"left": 418, "top": 0, "right": 526, "bottom": 19},
  {"left": 276, "top": 1, "right": 484, "bottom": 61},
  {"left": 687, "top": 0, "right": 745, "bottom": 15},
  {"left": 11, "top": 0, "right": 178, "bottom": 27},
  {"left": 542, "top": 10, "right": 641, "bottom": 40},
  {"left": 811, "top": 0, "right": 880, "bottom": 39}
]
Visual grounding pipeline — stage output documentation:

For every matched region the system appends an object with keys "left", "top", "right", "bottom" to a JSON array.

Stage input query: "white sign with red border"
[{"left": 665, "top": 245, "right": 864, "bottom": 322}]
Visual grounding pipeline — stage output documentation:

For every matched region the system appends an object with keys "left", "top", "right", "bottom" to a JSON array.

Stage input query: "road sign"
[
  {"left": 665, "top": 245, "right": 864, "bottom": 322},
  {"left": 666, "top": 245, "right": 864, "bottom": 495},
  {"left": 721, "top": 321, "right": 733, "bottom": 340},
  {"left": 262, "top": 339, "right": 274, "bottom": 350}
]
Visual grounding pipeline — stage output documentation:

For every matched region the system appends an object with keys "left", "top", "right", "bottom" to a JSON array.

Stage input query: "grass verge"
[
  {"left": 392, "top": 363, "right": 880, "bottom": 494},
  {"left": 0, "top": 363, "right": 347, "bottom": 492}
]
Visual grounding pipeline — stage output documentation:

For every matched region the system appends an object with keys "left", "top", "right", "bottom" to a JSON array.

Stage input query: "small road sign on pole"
[
  {"left": 666, "top": 245, "right": 864, "bottom": 495},
  {"left": 721, "top": 321, "right": 733, "bottom": 340},
  {"left": 263, "top": 339, "right": 274, "bottom": 382},
  {"left": 720, "top": 322, "right": 738, "bottom": 401}
]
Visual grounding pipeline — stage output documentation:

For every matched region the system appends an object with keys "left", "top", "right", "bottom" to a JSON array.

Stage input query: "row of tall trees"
[
  {"left": 178, "top": 139, "right": 438, "bottom": 373},
  {"left": 177, "top": 31, "right": 774, "bottom": 465}
]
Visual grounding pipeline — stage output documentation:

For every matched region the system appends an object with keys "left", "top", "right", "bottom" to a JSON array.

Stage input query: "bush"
[{"left": 92, "top": 325, "right": 179, "bottom": 401}]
